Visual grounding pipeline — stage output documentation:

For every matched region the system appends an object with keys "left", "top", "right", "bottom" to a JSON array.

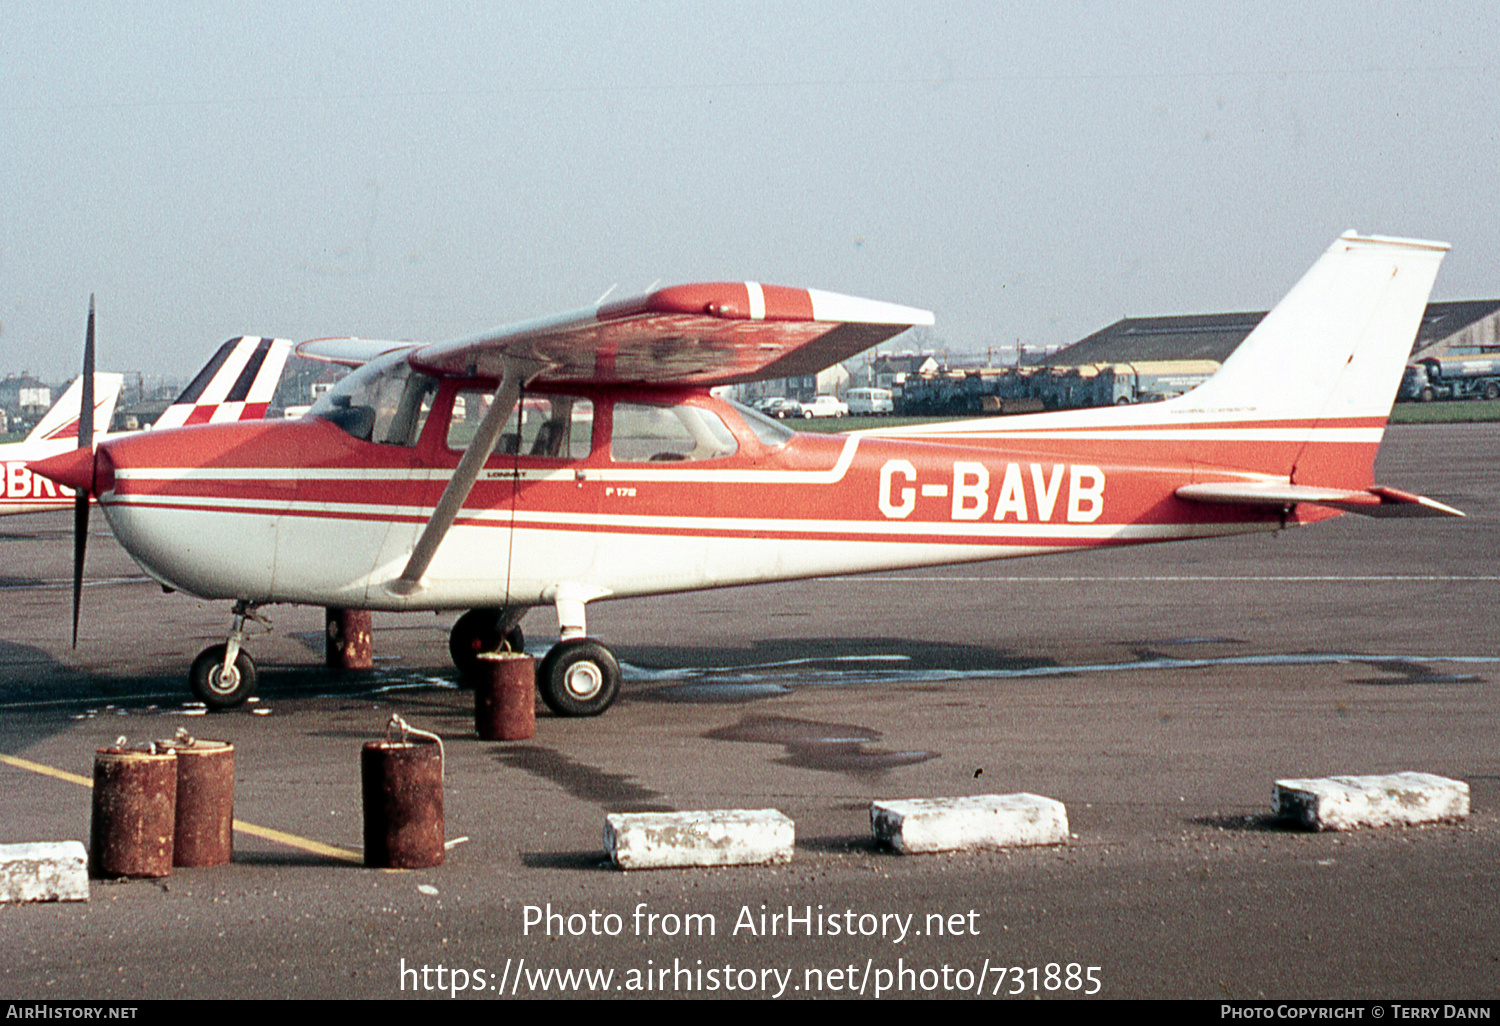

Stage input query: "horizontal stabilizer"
[{"left": 1176, "top": 481, "right": 1464, "bottom": 518}]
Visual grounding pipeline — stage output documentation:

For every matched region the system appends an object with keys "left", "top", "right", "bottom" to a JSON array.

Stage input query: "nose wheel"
[
  {"left": 190, "top": 644, "right": 258, "bottom": 710},
  {"left": 188, "top": 600, "right": 267, "bottom": 710},
  {"left": 537, "top": 638, "right": 620, "bottom": 717}
]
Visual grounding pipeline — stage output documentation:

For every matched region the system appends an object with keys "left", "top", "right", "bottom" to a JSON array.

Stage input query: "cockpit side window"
[
  {"left": 446, "top": 390, "right": 594, "bottom": 460},
  {"left": 309, "top": 354, "right": 437, "bottom": 447},
  {"left": 610, "top": 403, "right": 738, "bottom": 462}
]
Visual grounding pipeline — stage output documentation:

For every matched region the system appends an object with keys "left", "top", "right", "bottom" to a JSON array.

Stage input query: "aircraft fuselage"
[{"left": 88, "top": 379, "right": 1316, "bottom": 614}]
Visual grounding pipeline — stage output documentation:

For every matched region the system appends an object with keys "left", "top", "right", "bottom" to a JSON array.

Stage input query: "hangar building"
[{"left": 1057, "top": 300, "right": 1500, "bottom": 366}]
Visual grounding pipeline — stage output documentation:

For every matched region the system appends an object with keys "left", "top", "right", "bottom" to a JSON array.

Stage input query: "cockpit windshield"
[{"left": 309, "top": 352, "right": 438, "bottom": 447}]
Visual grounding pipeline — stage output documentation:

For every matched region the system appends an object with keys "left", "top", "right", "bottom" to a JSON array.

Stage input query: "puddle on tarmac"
[
  {"left": 625, "top": 650, "right": 1493, "bottom": 703},
  {"left": 631, "top": 654, "right": 1007, "bottom": 703},
  {"left": 705, "top": 713, "right": 939, "bottom": 776}
]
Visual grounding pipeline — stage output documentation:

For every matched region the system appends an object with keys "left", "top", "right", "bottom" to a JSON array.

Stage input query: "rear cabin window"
[
  {"left": 446, "top": 391, "right": 594, "bottom": 459},
  {"left": 610, "top": 403, "right": 738, "bottom": 462}
]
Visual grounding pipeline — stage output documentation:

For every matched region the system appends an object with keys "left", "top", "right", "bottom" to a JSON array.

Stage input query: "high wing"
[
  {"left": 404, "top": 282, "right": 934, "bottom": 385},
  {"left": 385, "top": 281, "right": 931, "bottom": 595}
]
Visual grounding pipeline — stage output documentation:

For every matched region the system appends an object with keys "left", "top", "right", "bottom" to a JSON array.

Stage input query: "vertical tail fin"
[
  {"left": 154, "top": 337, "right": 294, "bottom": 429},
  {"left": 874, "top": 232, "right": 1451, "bottom": 509},
  {"left": 1177, "top": 232, "right": 1447, "bottom": 485},
  {"left": 23, "top": 373, "right": 125, "bottom": 444}
]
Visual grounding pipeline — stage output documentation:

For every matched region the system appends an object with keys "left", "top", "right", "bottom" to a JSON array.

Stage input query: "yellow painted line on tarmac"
[
  {"left": 0, "top": 752, "right": 362, "bottom": 863},
  {"left": 229, "top": 820, "right": 362, "bottom": 862},
  {"left": 0, "top": 752, "right": 94, "bottom": 787}
]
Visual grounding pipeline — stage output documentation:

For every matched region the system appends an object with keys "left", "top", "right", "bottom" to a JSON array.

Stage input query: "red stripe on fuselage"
[{"left": 94, "top": 410, "right": 1351, "bottom": 551}]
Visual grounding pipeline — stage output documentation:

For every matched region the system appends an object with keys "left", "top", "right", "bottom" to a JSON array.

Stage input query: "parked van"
[{"left": 845, "top": 387, "right": 894, "bottom": 415}]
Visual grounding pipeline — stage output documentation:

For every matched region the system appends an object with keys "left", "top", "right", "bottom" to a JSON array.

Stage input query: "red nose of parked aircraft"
[{"left": 30, "top": 445, "right": 97, "bottom": 494}]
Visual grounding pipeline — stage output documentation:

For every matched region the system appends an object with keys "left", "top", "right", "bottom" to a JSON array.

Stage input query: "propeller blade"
[
  {"left": 71, "top": 295, "right": 96, "bottom": 648},
  {"left": 81, "top": 296, "right": 95, "bottom": 448},
  {"left": 71, "top": 486, "right": 87, "bottom": 648}
]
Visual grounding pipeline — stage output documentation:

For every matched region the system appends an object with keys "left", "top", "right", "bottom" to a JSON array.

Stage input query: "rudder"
[{"left": 1179, "top": 231, "right": 1447, "bottom": 486}]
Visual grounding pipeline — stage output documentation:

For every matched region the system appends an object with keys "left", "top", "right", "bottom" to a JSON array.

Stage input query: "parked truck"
[
  {"left": 1034, "top": 360, "right": 1219, "bottom": 409},
  {"left": 1401, "top": 356, "right": 1500, "bottom": 402}
]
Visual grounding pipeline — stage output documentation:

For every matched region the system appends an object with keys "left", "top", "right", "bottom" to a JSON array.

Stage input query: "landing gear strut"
[
  {"left": 536, "top": 585, "right": 621, "bottom": 717},
  {"left": 190, "top": 600, "right": 265, "bottom": 710},
  {"left": 448, "top": 607, "right": 526, "bottom": 680},
  {"left": 448, "top": 591, "right": 624, "bottom": 717}
]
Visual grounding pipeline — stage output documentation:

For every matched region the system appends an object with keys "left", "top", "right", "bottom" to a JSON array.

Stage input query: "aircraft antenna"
[{"left": 593, "top": 284, "right": 618, "bottom": 306}]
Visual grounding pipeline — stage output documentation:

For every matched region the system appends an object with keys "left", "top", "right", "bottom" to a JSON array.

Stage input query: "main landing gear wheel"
[
  {"left": 537, "top": 638, "right": 620, "bottom": 717},
  {"left": 190, "top": 644, "right": 258, "bottom": 711},
  {"left": 448, "top": 609, "right": 525, "bottom": 680}
]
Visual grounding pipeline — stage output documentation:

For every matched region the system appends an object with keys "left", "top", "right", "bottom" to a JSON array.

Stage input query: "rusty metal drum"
[
  {"left": 361, "top": 735, "right": 444, "bottom": 869},
  {"left": 474, "top": 652, "right": 536, "bottom": 741},
  {"left": 90, "top": 746, "right": 177, "bottom": 878},
  {"left": 158, "top": 736, "right": 234, "bottom": 867},
  {"left": 326, "top": 607, "right": 373, "bottom": 670}
]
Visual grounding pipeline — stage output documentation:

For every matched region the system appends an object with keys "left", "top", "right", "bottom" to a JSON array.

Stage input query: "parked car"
[
  {"left": 845, "top": 387, "right": 894, "bottom": 415},
  {"left": 755, "top": 396, "right": 807, "bottom": 419},
  {"left": 803, "top": 395, "right": 849, "bottom": 418}
]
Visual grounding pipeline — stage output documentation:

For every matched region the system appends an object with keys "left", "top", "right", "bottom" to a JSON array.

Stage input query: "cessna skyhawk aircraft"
[{"left": 34, "top": 233, "right": 1461, "bottom": 715}]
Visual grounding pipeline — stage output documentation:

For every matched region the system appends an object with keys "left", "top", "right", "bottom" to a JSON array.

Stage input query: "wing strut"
[{"left": 386, "top": 355, "right": 546, "bottom": 597}]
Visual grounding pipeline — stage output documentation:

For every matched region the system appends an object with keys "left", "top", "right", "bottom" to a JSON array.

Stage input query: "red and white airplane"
[
  {"left": 0, "top": 372, "right": 124, "bottom": 515},
  {"left": 2, "top": 335, "right": 296, "bottom": 516},
  {"left": 35, "top": 232, "right": 1461, "bottom": 714}
]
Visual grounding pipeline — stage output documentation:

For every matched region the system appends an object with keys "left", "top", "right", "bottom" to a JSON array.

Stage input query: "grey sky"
[{"left": 3, "top": 1, "right": 1497, "bottom": 380}]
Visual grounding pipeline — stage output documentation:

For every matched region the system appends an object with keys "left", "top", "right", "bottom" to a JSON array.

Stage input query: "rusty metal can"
[
  {"left": 474, "top": 652, "right": 536, "bottom": 741},
  {"left": 326, "top": 607, "right": 373, "bottom": 670},
  {"left": 158, "top": 736, "right": 234, "bottom": 867},
  {"left": 90, "top": 747, "right": 177, "bottom": 878},
  {"left": 361, "top": 739, "right": 444, "bottom": 869}
]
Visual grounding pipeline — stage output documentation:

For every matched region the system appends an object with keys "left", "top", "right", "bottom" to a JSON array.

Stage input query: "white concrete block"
[
  {"left": 604, "top": 809, "right": 794, "bottom": 870},
  {"left": 0, "top": 841, "right": 89, "bottom": 903},
  {"left": 871, "top": 794, "right": 1070, "bottom": 854},
  {"left": 1274, "top": 772, "right": 1470, "bottom": 831}
]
